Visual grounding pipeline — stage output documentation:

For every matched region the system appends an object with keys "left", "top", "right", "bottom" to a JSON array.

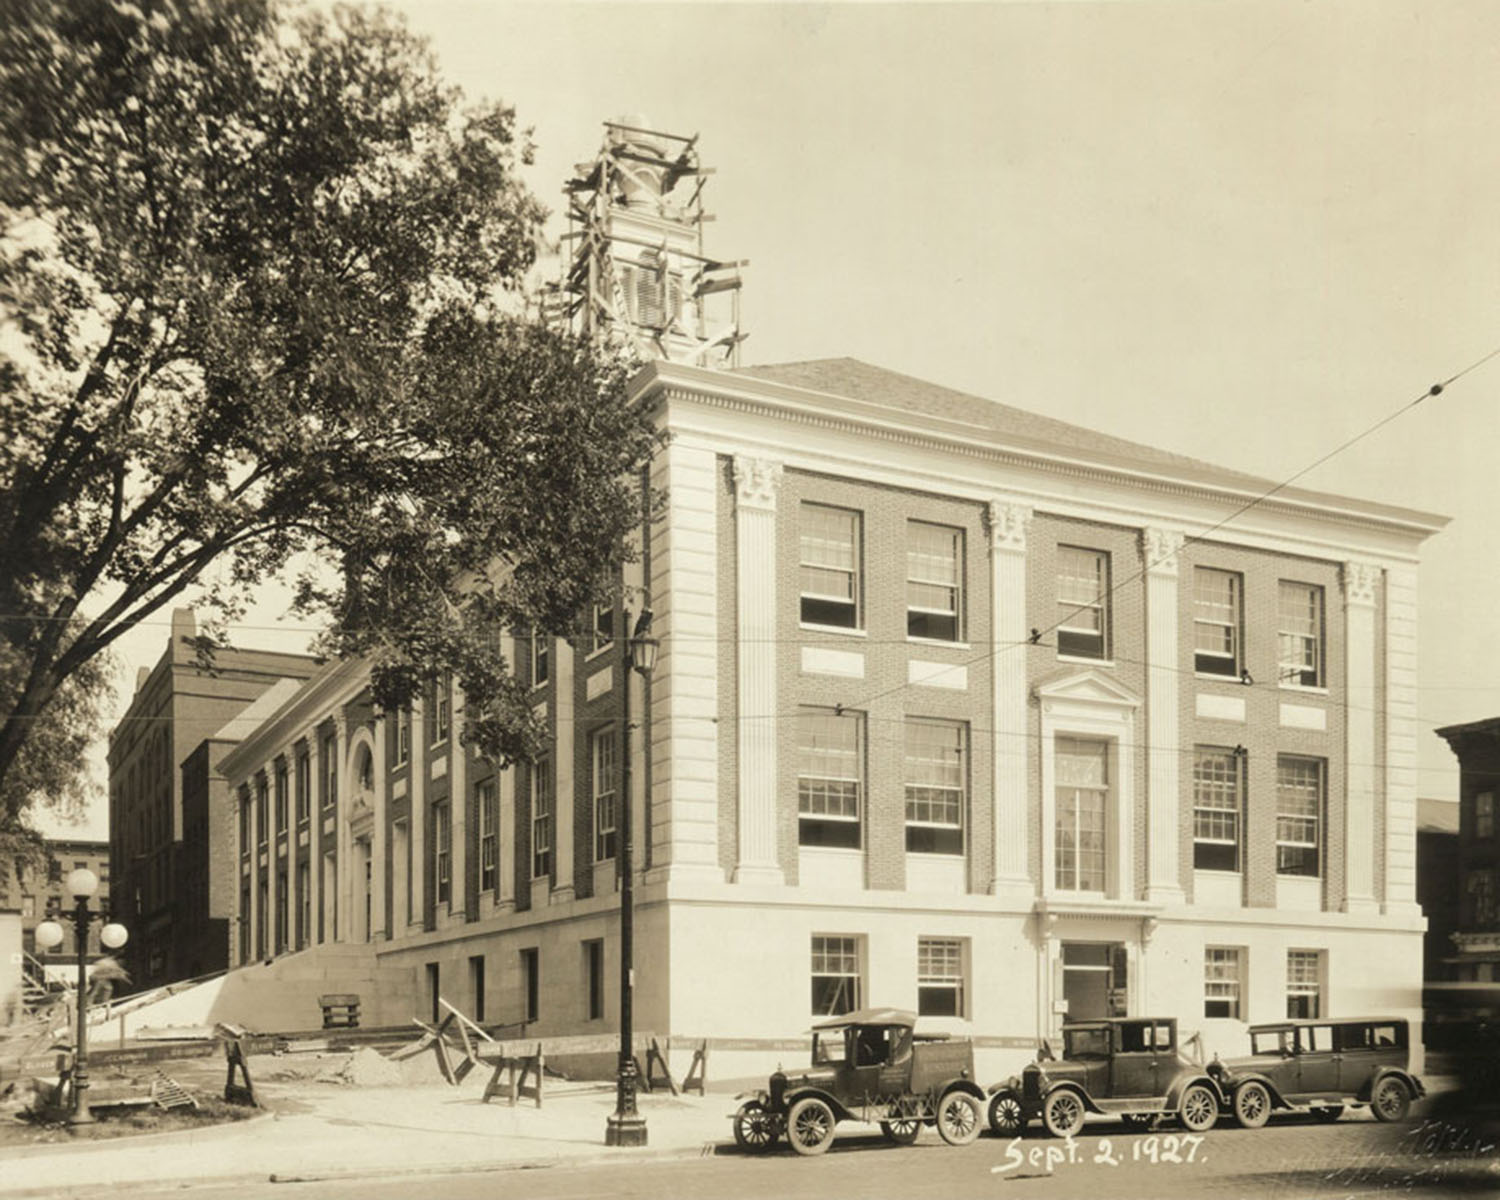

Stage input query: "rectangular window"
[
  {"left": 1278, "top": 581, "right": 1324, "bottom": 688},
  {"left": 1194, "top": 567, "right": 1242, "bottom": 677},
  {"left": 531, "top": 758, "right": 553, "bottom": 879},
  {"left": 1204, "top": 947, "right": 1242, "bottom": 1018},
  {"left": 433, "top": 678, "right": 451, "bottom": 744},
  {"left": 799, "top": 503, "right": 860, "bottom": 628},
  {"left": 297, "top": 861, "right": 310, "bottom": 950},
  {"left": 797, "top": 708, "right": 863, "bottom": 849},
  {"left": 322, "top": 734, "right": 337, "bottom": 809},
  {"left": 530, "top": 631, "right": 550, "bottom": 687},
  {"left": 917, "top": 937, "right": 966, "bottom": 1017},
  {"left": 592, "top": 728, "right": 617, "bottom": 862},
  {"left": 521, "top": 947, "right": 539, "bottom": 1023},
  {"left": 478, "top": 778, "right": 498, "bottom": 892},
  {"left": 585, "top": 938, "right": 605, "bottom": 1021},
  {"left": 592, "top": 602, "right": 615, "bottom": 654},
  {"left": 256, "top": 776, "right": 269, "bottom": 846},
  {"left": 469, "top": 955, "right": 486, "bottom": 1024},
  {"left": 1477, "top": 791, "right": 1495, "bottom": 840},
  {"left": 396, "top": 708, "right": 411, "bottom": 765},
  {"left": 907, "top": 521, "right": 962, "bottom": 641},
  {"left": 1054, "top": 737, "right": 1108, "bottom": 892},
  {"left": 1286, "top": 949, "right": 1323, "bottom": 1018},
  {"left": 433, "top": 799, "right": 451, "bottom": 905},
  {"left": 904, "top": 719, "right": 965, "bottom": 854},
  {"left": 1193, "top": 747, "right": 1242, "bottom": 871},
  {"left": 811, "top": 935, "right": 861, "bottom": 1016},
  {"left": 295, "top": 751, "right": 310, "bottom": 824},
  {"left": 1057, "top": 546, "right": 1110, "bottom": 660},
  {"left": 274, "top": 760, "right": 288, "bottom": 835},
  {"left": 1276, "top": 755, "right": 1323, "bottom": 876}
]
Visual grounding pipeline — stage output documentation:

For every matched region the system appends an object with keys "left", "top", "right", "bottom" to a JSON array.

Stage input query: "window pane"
[
  {"left": 799, "top": 710, "right": 862, "bottom": 847},
  {"left": 811, "top": 935, "right": 860, "bottom": 1016},
  {"left": 1193, "top": 748, "right": 1241, "bottom": 871},
  {"left": 801, "top": 504, "right": 859, "bottom": 627}
]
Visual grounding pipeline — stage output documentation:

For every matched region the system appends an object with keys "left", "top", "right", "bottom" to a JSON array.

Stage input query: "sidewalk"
[{"left": 0, "top": 1063, "right": 736, "bottom": 1198}]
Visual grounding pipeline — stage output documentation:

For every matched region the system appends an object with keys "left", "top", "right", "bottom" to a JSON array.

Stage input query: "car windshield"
[
  {"left": 1064, "top": 1028, "right": 1110, "bottom": 1060},
  {"left": 812, "top": 1032, "right": 846, "bottom": 1066}
]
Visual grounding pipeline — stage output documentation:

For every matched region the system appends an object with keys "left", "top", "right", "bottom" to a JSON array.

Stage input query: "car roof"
[
  {"left": 811, "top": 1007, "right": 917, "bottom": 1031},
  {"left": 1248, "top": 1017, "right": 1408, "bottom": 1032},
  {"left": 1063, "top": 1016, "right": 1177, "bottom": 1028}
]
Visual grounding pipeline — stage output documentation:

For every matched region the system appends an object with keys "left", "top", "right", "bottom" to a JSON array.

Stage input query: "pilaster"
[
  {"left": 988, "top": 499, "right": 1033, "bottom": 902},
  {"left": 1383, "top": 565, "right": 1422, "bottom": 915},
  {"left": 733, "top": 453, "right": 784, "bottom": 884},
  {"left": 1143, "top": 527, "right": 1186, "bottom": 904},
  {"left": 371, "top": 716, "right": 388, "bottom": 938},
  {"left": 446, "top": 678, "right": 467, "bottom": 920},
  {"left": 1343, "top": 560, "right": 1380, "bottom": 914},
  {"left": 331, "top": 712, "right": 349, "bottom": 942},
  {"left": 409, "top": 698, "right": 426, "bottom": 931},
  {"left": 552, "top": 642, "right": 576, "bottom": 902}
]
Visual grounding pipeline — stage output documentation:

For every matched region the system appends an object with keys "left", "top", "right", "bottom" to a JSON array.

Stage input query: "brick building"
[
  {"left": 107, "top": 608, "right": 317, "bottom": 990},
  {"left": 1432, "top": 718, "right": 1500, "bottom": 997},
  {"left": 213, "top": 123, "right": 1445, "bottom": 1074},
  {"left": 0, "top": 838, "right": 110, "bottom": 976}
]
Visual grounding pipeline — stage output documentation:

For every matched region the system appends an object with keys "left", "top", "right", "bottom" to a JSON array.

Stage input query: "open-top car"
[
  {"left": 732, "top": 1007, "right": 987, "bottom": 1156},
  {"left": 1207, "top": 1017, "right": 1425, "bottom": 1128},
  {"left": 986, "top": 1017, "right": 1224, "bottom": 1138}
]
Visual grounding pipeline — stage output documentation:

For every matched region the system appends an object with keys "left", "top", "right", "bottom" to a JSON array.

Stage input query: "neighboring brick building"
[
  {"left": 1433, "top": 719, "right": 1500, "bottom": 995},
  {"left": 1416, "top": 797, "right": 1461, "bottom": 984},
  {"left": 0, "top": 838, "right": 110, "bottom": 972},
  {"left": 213, "top": 123, "right": 1446, "bottom": 1075},
  {"left": 107, "top": 608, "right": 318, "bottom": 990}
]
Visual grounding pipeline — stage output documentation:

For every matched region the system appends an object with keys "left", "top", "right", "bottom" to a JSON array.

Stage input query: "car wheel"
[
  {"left": 1371, "top": 1077, "right": 1411, "bottom": 1123},
  {"left": 1232, "top": 1081, "right": 1271, "bottom": 1129},
  {"left": 1042, "top": 1089, "right": 1086, "bottom": 1138},
  {"left": 936, "top": 1091, "right": 982, "bottom": 1146},
  {"left": 1178, "top": 1083, "right": 1219, "bottom": 1133},
  {"left": 988, "top": 1090, "right": 1026, "bottom": 1136},
  {"left": 881, "top": 1115, "right": 922, "bottom": 1145},
  {"left": 733, "top": 1100, "right": 780, "bottom": 1152},
  {"left": 1311, "top": 1105, "right": 1344, "bottom": 1123},
  {"left": 787, "top": 1097, "right": 837, "bottom": 1156}
]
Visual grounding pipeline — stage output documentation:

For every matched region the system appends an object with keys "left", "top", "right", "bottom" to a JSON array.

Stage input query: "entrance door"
[{"left": 1062, "top": 942, "right": 1128, "bottom": 1022}]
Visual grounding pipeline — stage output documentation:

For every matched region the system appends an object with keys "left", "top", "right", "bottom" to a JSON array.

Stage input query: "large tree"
[{"left": 0, "top": 0, "right": 658, "bottom": 834}]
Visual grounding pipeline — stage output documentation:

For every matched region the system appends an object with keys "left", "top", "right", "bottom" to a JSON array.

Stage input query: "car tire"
[
  {"left": 1371, "top": 1077, "right": 1411, "bottom": 1123},
  {"left": 988, "top": 1090, "right": 1026, "bottom": 1136},
  {"left": 1232, "top": 1081, "right": 1272, "bottom": 1129},
  {"left": 935, "top": 1091, "right": 982, "bottom": 1146},
  {"left": 1042, "top": 1089, "right": 1086, "bottom": 1138},
  {"left": 1178, "top": 1083, "right": 1220, "bottom": 1133},
  {"left": 733, "top": 1100, "right": 780, "bottom": 1152},
  {"left": 1311, "top": 1105, "right": 1344, "bottom": 1123},
  {"left": 787, "top": 1097, "right": 837, "bottom": 1156},
  {"left": 880, "top": 1115, "right": 922, "bottom": 1145}
]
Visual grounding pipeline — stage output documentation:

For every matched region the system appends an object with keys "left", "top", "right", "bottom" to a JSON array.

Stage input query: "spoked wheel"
[
  {"left": 1043, "top": 1089, "right": 1086, "bottom": 1138},
  {"left": 1178, "top": 1083, "right": 1220, "bottom": 1133},
  {"left": 1371, "top": 1077, "right": 1411, "bottom": 1123},
  {"left": 733, "top": 1100, "right": 781, "bottom": 1152},
  {"left": 787, "top": 1096, "right": 837, "bottom": 1156},
  {"left": 935, "top": 1091, "right": 982, "bottom": 1146},
  {"left": 1232, "top": 1081, "right": 1272, "bottom": 1129},
  {"left": 880, "top": 1114, "right": 922, "bottom": 1145},
  {"left": 988, "top": 1090, "right": 1026, "bottom": 1136}
]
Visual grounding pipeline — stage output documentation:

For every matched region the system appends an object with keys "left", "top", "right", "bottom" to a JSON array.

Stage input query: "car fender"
[
  {"left": 1164, "top": 1073, "right": 1226, "bottom": 1111},
  {"left": 1357, "top": 1067, "right": 1426, "bottom": 1104},
  {"left": 937, "top": 1079, "right": 986, "bottom": 1105},
  {"left": 1224, "top": 1071, "right": 1291, "bottom": 1110},
  {"left": 1042, "top": 1081, "right": 1104, "bottom": 1115},
  {"left": 986, "top": 1074, "right": 1023, "bottom": 1098},
  {"left": 784, "top": 1086, "right": 854, "bottom": 1123},
  {"left": 734, "top": 1089, "right": 772, "bottom": 1107}
]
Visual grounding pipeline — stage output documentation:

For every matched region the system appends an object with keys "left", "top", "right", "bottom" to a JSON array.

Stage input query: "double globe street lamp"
[{"left": 34, "top": 867, "right": 129, "bottom": 1125}]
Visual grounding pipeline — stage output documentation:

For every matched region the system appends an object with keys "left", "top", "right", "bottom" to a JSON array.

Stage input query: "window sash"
[
  {"left": 800, "top": 504, "right": 860, "bottom": 627},
  {"left": 1278, "top": 582, "right": 1323, "bottom": 686},
  {"left": 434, "top": 802, "right": 451, "bottom": 903},
  {"left": 1193, "top": 568, "right": 1241, "bottom": 670},
  {"left": 593, "top": 603, "right": 614, "bottom": 654},
  {"left": 811, "top": 935, "right": 861, "bottom": 1016},
  {"left": 1276, "top": 756, "right": 1322, "bottom": 872},
  {"left": 478, "top": 780, "right": 498, "bottom": 891},
  {"left": 531, "top": 759, "right": 553, "bottom": 879},
  {"left": 798, "top": 710, "right": 862, "bottom": 819},
  {"left": 593, "top": 729, "right": 618, "bottom": 861},
  {"left": 1193, "top": 750, "right": 1241, "bottom": 847}
]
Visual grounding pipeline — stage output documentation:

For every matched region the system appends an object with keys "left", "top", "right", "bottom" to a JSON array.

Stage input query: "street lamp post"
[
  {"left": 606, "top": 607, "right": 658, "bottom": 1148},
  {"left": 33, "top": 868, "right": 129, "bottom": 1125}
]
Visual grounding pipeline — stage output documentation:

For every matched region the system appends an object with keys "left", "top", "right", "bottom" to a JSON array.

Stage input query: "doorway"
[{"left": 1062, "top": 942, "right": 1128, "bottom": 1022}]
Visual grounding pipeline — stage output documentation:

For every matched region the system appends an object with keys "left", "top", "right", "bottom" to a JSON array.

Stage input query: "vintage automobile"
[
  {"left": 986, "top": 1016, "right": 1224, "bottom": 1138},
  {"left": 732, "top": 1007, "right": 987, "bottom": 1156},
  {"left": 1206, "top": 1017, "right": 1426, "bottom": 1128}
]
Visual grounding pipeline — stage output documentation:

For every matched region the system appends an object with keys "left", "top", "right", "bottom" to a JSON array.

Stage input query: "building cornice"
[
  {"left": 629, "top": 363, "right": 1447, "bottom": 544},
  {"left": 218, "top": 657, "right": 371, "bottom": 781}
]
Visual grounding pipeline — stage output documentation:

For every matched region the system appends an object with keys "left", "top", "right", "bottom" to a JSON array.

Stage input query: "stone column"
[
  {"left": 308, "top": 730, "right": 323, "bottom": 944},
  {"left": 1143, "top": 527, "right": 1186, "bottom": 904},
  {"left": 732, "top": 454, "right": 784, "bottom": 884},
  {"left": 445, "top": 680, "right": 467, "bottom": 921},
  {"left": 247, "top": 785, "right": 261, "bottom": 962},
  {"left": 409, "top": 698, "right": 426, "bottom": 929},
  {"left": 371, "top": 716, "right": 388, "bottom": 939},
  {"left": 989, "top": 500, "right": 1033, "bottom": 902},
  {"left": 551, "top": 644, "right": 575, "bottom": 903},
  {"left": 1343, "top": 561, "right": 1380, "bottom": 913},
  {"left": 331, "top": 713, "right": 349, "bottom": 942},
  {"left": 264, "top": 761, "right": 280, "bottom": 953}
]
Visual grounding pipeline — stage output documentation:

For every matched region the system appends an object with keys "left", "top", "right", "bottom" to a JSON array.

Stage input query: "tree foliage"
[{"left": 0, "top": 0, "right": 659, "bottom": 830}]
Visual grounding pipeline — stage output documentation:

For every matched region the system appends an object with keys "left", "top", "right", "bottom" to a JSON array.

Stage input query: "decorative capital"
[
  {"left": 1342, "top": 560, "right": 1380, "bottom": 608},
  {"left": 1141, "top": 527, "right": 1185, "bottom": 576},
  {"left": 988, "top": 500, "right": 1033, "bottom": 553},
  {"left": 732, "top": 455, "right": 783, "bottom": 511}
]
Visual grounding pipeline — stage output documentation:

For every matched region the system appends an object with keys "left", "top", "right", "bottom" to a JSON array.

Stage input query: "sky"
[{"left": 46, "top": 0, "right": 1500, "bottom": 838}]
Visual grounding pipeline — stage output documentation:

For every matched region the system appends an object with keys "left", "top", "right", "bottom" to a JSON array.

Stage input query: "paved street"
[{"left": 101, "top": 1110, "right": 1500, "bottom": 1200}]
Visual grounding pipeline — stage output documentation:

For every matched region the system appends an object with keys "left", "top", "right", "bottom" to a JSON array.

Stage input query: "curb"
[{"left": 0, "top": 1107, "right": 275, "bottom": 1162}]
